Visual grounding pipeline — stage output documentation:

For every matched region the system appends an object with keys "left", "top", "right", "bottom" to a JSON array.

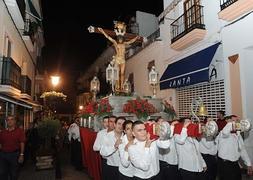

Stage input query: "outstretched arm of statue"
[
  {"left": 98, "top": 27, "right": 117, "bottom": 44},
  {"left": 125, "top": 35, "right": 140, "bottom": 45}
]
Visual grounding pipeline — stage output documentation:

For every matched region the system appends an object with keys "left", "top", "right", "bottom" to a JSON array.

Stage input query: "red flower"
[{"left": 123, "top": 98, "right": 157, "bottom": 119}]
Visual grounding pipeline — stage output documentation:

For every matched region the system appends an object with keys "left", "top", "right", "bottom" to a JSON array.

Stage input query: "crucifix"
[{"left": 88, "top": 21, "right": 144, "bottom": 92}]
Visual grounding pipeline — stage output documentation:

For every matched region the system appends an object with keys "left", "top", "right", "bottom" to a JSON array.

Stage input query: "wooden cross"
[{"left": 88, "top": 25, "right": 144, "bottom": 43}]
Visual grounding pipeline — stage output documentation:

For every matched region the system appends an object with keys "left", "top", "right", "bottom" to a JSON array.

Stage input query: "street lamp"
[
  {"left": 79, "top": 105, "right": 83, "bottom": 111},
  {"left": 90, "top": 76, "right": 100, "bottom": 101},
  {"left": 148, "top": 66, "right": 159, "bottom": 98},
  {"left": 106, "top": 57, "right": 119, "bottom": 94},
  {"left": 51, "top": 76, "right": 60, "bottom": 88}
]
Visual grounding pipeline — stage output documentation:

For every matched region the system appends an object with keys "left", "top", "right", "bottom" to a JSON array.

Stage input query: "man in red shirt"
[
  {"left": 216, "top": 110, "right": 227, "bottom": 132},
  {"left": 0, "top": 116, "right": 26, "bottom": 180}
]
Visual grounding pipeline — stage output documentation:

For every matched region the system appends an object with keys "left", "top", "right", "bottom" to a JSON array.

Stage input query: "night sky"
[{"left": 41, "top": 0, "right": 163, "bottom": 113}]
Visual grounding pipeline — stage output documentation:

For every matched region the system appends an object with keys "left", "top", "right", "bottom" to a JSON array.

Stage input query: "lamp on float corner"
[
  {"left": 148, "top": 66, "right": 159, "bottom": 98},
  {"left": 90, "top": 76, "right": 100, "bottom": 102},
  {"left": 106, "top": 57, "right": 119, "bottom": 94}
]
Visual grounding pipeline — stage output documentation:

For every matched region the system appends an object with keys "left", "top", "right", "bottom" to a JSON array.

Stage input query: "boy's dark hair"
[
  {"left": 132, "top": 120, "right": 144, "bottom": 129},
  {"left": 115, "top": 116, "right": 126, "bottom": 124},
  {"left": 123, "top": 120, "right": 133, "bottom": 130},
  {"left": 217, "top": 110, "right": 225, "bottom": 116}
]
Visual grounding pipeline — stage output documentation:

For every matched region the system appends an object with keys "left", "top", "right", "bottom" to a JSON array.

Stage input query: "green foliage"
[{"left": 37, "top": 117, "right": 61, "bottom": 141}]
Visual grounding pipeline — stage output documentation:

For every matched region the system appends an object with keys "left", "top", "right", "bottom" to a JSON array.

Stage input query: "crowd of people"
[
  {"left": 93, "top": 111, "right": 253, "bottom": 180},
  {"left": 0, "top": 111, "right": 252, "bottom": 180}
]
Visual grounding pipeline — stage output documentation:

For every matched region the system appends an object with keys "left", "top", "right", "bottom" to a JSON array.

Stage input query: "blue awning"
[{"left": 160, "top": 43, "right": 220, "bottom": 89}]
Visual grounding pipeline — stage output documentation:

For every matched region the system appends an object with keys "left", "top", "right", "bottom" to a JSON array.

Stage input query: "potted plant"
[{"left": 36, "top": 116, "right": 61, "bottom": 170}]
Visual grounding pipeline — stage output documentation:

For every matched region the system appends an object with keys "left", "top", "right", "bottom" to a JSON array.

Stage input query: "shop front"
[
  {"left": 0, "top": 94, "right": 34, "bottom": 130},
  {"left": 160, "top": 42, "right": 226, "bottom": 118}
]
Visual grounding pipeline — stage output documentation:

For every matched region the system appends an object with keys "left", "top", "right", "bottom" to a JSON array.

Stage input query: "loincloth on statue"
[{"left": 115, "top": 57, "right": 125, "bottom": 65}]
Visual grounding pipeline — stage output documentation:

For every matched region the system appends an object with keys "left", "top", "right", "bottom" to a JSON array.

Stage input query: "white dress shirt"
[
  {"left": 68, "top": 123, "right": 80, "bottom": 142},
  {"left": 100, "top": 130, "right": 123, "bottom": 167},
  {"left": 118, "top": 135, "right": 135, "bottom": 177},
  {"left": 128, "top": 138, "right": 170, "bottom": 179},
  {"left": 199, "top": 136, "right": 217, "bottom": 156},
  {"left": 175, "top": 127, "right": 206, "bottom": 172},
  {"left": 217, "top": 122, "right": 252, "bottom": 166},
  {"left": 159, "top": 136, "right": 178, "bottom": 165},
  {"left": 93, "top": 128, "right": 108, "bottom": 151}
]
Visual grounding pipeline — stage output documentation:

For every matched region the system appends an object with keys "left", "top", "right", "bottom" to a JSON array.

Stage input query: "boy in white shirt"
[
  {"left": 100, "top": 116, "right": 125, "bottom": 180},
  {"left": 128, "top": 120, "right": 171, "bottom": 180},
  {"left": 118, "top": 120, "right": 134, "bottom": 180},
  {"left": 217, "top": 115, "right": 252, "bottom": 180},
  {"left": 174, "top": 118, "right": 207, "bottom": 180},
  {"left": 93, "top": 116, "right": 111, "bottom": 180}
]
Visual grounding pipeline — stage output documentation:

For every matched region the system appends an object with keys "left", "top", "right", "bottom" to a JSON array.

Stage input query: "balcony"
[
  {"left": 22, "top": 19, "right": 35, "bottom": 52},
  {"left": 0, "top": 57, "right": 21, "bottom": 96},
  {"left": 218, "top": 0, "right": 253, "bottom": 21},
  {"left": 4, "top": 0, "right": 25, "bottom": 30},
  {"left": 20, "top": 75, "right": 32, "bottom": 99},
  {"left": 170, "top": 5, "right": 206, "bottom": 51}
]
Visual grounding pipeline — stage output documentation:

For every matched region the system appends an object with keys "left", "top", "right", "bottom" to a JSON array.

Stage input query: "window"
[{"left": 176, "top": 80, "right": 225, "bottom": 119}]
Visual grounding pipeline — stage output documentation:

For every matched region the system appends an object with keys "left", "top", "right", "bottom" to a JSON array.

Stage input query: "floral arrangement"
[
  {"left": 81, "top": 98, "right": 113, "bottom": 118},
  {"left": 40, "top": 91, "right": 67, "bottom": 101},
  {"left": 97, "top": 98, "right": 113, "bottom": 117},
  {"left": 123, "top": 98, "right": 157, "bottom": 119},
  {"left": 162, "top": 100, "right": 177, "bottom": 119}
]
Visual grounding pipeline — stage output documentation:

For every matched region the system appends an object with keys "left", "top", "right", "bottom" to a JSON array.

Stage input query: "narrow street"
[{"left": 19, "top": 147, "right": 91, "bottom": 180}]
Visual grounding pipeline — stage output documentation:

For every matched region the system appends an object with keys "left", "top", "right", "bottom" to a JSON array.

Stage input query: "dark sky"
[{"left": 41, "top": 0, "right": 163, "bottom": 113}]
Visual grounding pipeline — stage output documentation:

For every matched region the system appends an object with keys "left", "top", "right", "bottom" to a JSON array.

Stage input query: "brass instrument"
[{"left": 191, "top": 97, "right": 218, "bottom": 137}]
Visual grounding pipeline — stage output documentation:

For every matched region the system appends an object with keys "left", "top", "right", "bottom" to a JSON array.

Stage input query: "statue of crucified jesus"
[{"left": 97, "top": 21, "right": 140, "bottom": 91}]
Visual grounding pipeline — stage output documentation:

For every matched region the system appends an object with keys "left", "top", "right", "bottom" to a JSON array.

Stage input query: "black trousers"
[
  {"left": 160, "top": 161, "right": 181, "bottom": 180},
  {"left": 180, "top": 169, "right": 206, "bottom": 180},
  {"left": 218, "top": 157, "right": 241, "bottom": 180},
  {"left": 0, "top": 151, "right": 19, "bottom": 180},
  {"left": 201, "top": 154, "right": 217, "bottom": 180},
  {"left": 106, "top": 165, "right": 119, "bottom": 180},
  {"left": 119, "top": 172, "right": 133, "bottom": 180},
  {"left": 70, "top": 139, "right": 83, "bottom": 170},
  {"left": 133, "top": 174, "right": 160, "bottom": 180},
  {"left": 101, "top": 158, "right": 108, "bottom": 180}
]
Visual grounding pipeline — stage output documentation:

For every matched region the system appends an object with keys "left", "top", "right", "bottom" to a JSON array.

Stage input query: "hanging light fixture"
[{"left": 106, "top": 57, "right": 119, "bottom": 94}]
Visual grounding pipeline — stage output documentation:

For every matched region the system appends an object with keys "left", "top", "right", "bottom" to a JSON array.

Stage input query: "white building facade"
[
  {"left": 0, "top": 0, "right": 44, "bottom": 129},
  {"left": 125, "top": 0, "right": 253, "bottom": 161}
]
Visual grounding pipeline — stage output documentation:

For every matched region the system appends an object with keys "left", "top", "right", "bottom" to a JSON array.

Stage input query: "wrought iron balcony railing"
[
  {"left": 220, "top": 0, "right": 238, "bottom": 10},
  {"left": 21, "top": 75, "right": 31, "bottom": 95},
  {"left": 1, "top": 57, "right": 21, "bottom": 90},
  {"left": 170, "top": 5, "right": 205, "bottom": 43}
]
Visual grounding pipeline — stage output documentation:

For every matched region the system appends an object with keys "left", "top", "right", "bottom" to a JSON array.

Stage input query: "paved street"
[{"left": 19, "top": 147, "right": 91, "bottom": 180}]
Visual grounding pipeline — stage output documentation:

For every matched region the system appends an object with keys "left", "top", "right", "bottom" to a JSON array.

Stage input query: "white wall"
[
  {"left": 0, "top": 0, "right": 36, "bottom": 96},
  {"left": 136, "top": 11, "right": 159, "bottom": 37}
]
